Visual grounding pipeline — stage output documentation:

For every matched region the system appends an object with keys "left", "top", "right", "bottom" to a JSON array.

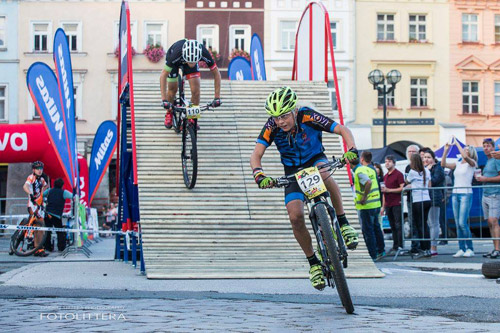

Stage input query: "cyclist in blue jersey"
[
  {"left": 160, "top": 39, "right": 222, "bottom": 128},
  {"left": 250, "top": 86, "right": 359, "bottom": 290}
]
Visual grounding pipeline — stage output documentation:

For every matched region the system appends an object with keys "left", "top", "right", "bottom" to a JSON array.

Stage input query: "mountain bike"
[
  {"left": 170, "top": 75, "right": 215, "bottom": 189},
  {"left": 272, "top": 157, "right": 355, "bottom": 314},
  {"left": 9, "top": 203, "right": 47, "bottom": 257}
]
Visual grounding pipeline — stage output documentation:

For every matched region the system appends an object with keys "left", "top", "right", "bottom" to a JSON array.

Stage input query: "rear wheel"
[
  {"left": 181, "top": 123, "right": 198, "bottom": 189},
  {"left": 315, "top": 204, "right": 354, "bottom": 314},
  {"left": 10, "top": 218, "right": 47, "bottom": 257}
]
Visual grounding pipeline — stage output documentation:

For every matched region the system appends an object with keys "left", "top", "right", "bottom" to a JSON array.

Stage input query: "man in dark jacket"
[{"left": 43, "top": 178, "right": 73, "bottom": 251}]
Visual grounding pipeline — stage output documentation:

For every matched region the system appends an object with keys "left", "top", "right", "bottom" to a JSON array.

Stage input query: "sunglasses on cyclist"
[
  {"left": 273, "top": 112, "right": 294, "bottom": 122},
  {"left": 34, "top": 167, "right": 43, "bottom": 170}
]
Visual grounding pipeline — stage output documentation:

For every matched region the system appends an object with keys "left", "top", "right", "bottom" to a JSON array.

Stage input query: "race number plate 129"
[
  {"left": 295, "top": 166, "right": 327, "bottom": 199},
  {"left": 186, "top": 106, "right": 201, "bottom": 119}
]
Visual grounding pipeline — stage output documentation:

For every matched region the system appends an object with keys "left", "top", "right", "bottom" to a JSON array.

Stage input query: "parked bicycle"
[
  {"left": 9, "top": 203, "right": 47, "bottom": 257},
  {"left": 169, "top": 75, "right": 216, "bottom": 189},
  {"left": 272, "top": 156, "right": 354, "bottom": 314}
]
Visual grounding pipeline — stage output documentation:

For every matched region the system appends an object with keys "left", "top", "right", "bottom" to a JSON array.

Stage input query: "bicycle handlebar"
[
  {"left": 273, "top": 156, "right": 346, "bottom": 188},
  {"left": 171, "top": 102, "right": 215, "bottom": 113}
]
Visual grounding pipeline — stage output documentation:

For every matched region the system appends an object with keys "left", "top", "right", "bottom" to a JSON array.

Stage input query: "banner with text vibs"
[
  {"left": 26, "top": 62, "right": 73, "bottom": 188},
  {"left": 250, "top": 34, "right": 266, "bottom": 81},
  {"left": 89, "top": 121, "right": 117, "bottom": 205},
  {"left": 228, "top": 57, "right": 252, "bottom": 80},
  {"left": 53, "top": 28, "right": 78, "bottom": 190},
  {"left": 119, "top": 0, "right": 130, "bottom": 97}
]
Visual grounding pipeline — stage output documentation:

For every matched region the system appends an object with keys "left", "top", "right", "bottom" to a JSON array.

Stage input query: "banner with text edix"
[
  {"left": 89, "top": 121, "right": 117, "bottom": 204},
  {"left": 26, "top": 62, "right": 73, "bottom": 188},
  {"left": 250, "top": 33, "right": 266, "bottom": 81},
  {"left": 53, "top": 28, "right": 78, "bottom": 190}
]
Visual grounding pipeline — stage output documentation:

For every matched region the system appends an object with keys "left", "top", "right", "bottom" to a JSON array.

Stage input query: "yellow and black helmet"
[{"left": 265, "top": 86, "right": 298, "bottom": 117}]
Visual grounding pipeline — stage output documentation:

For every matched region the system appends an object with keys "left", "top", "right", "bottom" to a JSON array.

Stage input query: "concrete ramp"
[{"left": 134, "top": 80, "right": 383, "bottom": 279}]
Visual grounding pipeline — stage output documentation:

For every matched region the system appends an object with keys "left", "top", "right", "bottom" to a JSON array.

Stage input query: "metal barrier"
[{"left": 391, "top": 185, "right": 500, "bottom": 259}]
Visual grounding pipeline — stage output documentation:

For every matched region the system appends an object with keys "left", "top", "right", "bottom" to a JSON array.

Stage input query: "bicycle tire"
[
  {"left": 10, "top": 219, "right": 47, "bottom": 257},
  {"left": 181, "top": 123, "right": 198, "bottom": 189},
  {"left": 315, "top": 203, "right": 355, "bottom": 314}
]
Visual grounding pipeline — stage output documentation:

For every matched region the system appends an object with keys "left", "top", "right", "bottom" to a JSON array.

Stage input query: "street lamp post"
[{"left": 368, "top": 69, "right": 402, "bottom": 147}]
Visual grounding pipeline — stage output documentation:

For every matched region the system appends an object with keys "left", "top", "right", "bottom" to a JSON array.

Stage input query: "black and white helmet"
[{"left": 182, "top": 39, "right": 202, "bottom": 63}]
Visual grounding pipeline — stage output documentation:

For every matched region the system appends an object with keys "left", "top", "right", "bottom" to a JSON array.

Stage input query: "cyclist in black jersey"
[
  {"left": 160, "top": 39, "right": 222, "bottom": 128},
  {"left": 250, "top": 87, "right": 360, "bottom": 290}
]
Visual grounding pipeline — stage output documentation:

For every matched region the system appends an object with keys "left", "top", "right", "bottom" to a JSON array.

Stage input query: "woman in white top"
[
  {"left": 406, "top": 154, "right": 432, "bottom": 257},
  {"left": 441, "top": 137, "right": 478, "bottom": 258}
]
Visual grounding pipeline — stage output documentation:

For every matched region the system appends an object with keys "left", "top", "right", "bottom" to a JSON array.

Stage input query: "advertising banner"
[
  {"left": 53, "top": 28, "right": 78, "bottom": 189},
  {"left": 250, "top": 34, "right": 266, "bottom": 81},
  {"left": 89, "top": 121, "right": 117, "bottom": 204},
  {"left": 26, "top": 62, "right": 73, "bottom": 187},
  {"left": 119, "top": 0, "right": 130, "bottom": 97},
  {"left": 78, "top": 154, "right": 90, "bottom": 208},
  {"left": 228, "top": 57, "right": 252, "bottom": 80}
]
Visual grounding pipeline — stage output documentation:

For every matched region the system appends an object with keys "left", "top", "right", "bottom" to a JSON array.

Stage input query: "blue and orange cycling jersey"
[{"left": 256, "top": 107, "right": 338, "bottom": 167}]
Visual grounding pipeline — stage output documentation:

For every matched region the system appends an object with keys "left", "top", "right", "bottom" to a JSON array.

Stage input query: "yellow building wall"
[
  {"left": 355, "top": 0, "right": 449, "bottom": 150},
  {"left": 18, "top": 0, "right": 184, "bottom": 142}
]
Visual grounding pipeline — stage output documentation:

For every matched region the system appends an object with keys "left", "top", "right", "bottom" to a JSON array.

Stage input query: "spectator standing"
[
  {"left": 406, "top": 154, "right": 432, "bottom": 258},
  {"left": 423, "top": 149, "right": 445, "bottom": 256},
  {"left": 350, "top": 151, "right": 385, "bottom": 260},
  {"left": 441, "top": 137, "right": 477, "bottom": 258},
  {"left": 476, "top": 138, "right": 500, "bottom": 259},
  {"left": 43, "top": 178, "right": 72, "bottom": 252},
  {"left": 373, "top": 163, "right": 385, "bottom": 207},
  {"left": 405, "top": 144, "right": 420, "bottom": 252},
  {"left": 381, "top": 155, "right": 405, "bottom": 254}
]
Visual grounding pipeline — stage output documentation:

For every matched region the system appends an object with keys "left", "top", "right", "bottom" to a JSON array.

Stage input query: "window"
[
  {"left": 495, "top": 15, "right": 500, "bottom": 43},
  {"left": 114, "top": 21, "right": 137, "bottom": 50},
  {"left": 196, "top": 1, "right": 203, "bottom": 7},
  {"left": 73, "top": 83, "right": 83, "bottom": 120},
  {"left": 245, "top": 1, "right": 252, "bottom": 8},
  {"left": 409, "top": 15, "right": 426, "bottom": 42},
  {"left": 197, "top": 25, "right": 219, "bottom": 52},
  {"left": 495, "top": 82, "right": 500, "bottom": 115},
  {"left": 0, "top": 85, "right": 6, "bottom": 121},
  {"left": 462, "top": 81, "right": 479, "bottom": 114},
  {"left": 377, "top": 14, "right": 394, "bottom": 41},
  {"left": 145, "top": 22, "right": 166, "bottom": 47},
  {"left": 280, "top": 21, "right": 297, "bottom": 50},
  {"left": 410, "top": 78, "right": 428, "bottom": 107},
  {"left": 32, "top": 22, "right": 51, "bottom": 52},
  {"left": 221, "top": 1, "right": 228, "bottom": 7},
  {"left": 330, "top": 22, "right": 338, "bottom": 49},
  {"left": 229, "top": 25, "right": 251, "bottom": 52},
  {"left": 233, "top": 1, "right": 240, "bottom": 8},
  {"left": 462, "top": 14, "right": 478, "bottom": 42},
  {"left": 378, "top": 89, "right": 395, "bottom": 108},
  {"left": 0, "top": 16, "right": 6, "bottom": 49},
  {"left": 327, "top": 81, "right": 338, "bottom": 111},
  {"left": 209, "top": 1, "right": 215, "bottom": 7},
  {"left": 61, "top": 22, "right": 82, "bottom": 52}
]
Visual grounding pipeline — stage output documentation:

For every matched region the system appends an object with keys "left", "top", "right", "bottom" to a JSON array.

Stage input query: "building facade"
[
  {"left": 0, "top": 0, "right": 19, "bottom": 125},
  {"left": 450, "top": 0, "right": 500, "bottom": 146},
  {"left": 17, "top": 0, "right": 184, "bottom": 146},
  {"left": 265, "top": 0, "right": 355, "bottom": 123},
  {"left": 184, "top": 0, "right": 264, "bottom": 79},
  {"left": 355, "top": 0, "right": 449, "bottom": 150}
]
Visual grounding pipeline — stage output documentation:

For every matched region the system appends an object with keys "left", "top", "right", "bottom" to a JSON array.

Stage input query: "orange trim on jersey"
[
  {"left": 186, "top": 72, "right": 201, "bottom": 80},
  {"left": 263, "top": 128, "right": 272, "bottom": 143},
  {"left": 302, "top": 114, "right": 313, "bottom": 123}
]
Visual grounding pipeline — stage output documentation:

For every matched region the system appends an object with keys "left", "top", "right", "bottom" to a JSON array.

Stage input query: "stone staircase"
[{"left": 133, "top": 80, "right": 383, "bottom": 279}]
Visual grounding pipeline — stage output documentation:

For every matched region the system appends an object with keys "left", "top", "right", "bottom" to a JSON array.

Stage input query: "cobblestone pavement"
[{"left": 1, "top": 297, "right": 499, "bottom": 332}]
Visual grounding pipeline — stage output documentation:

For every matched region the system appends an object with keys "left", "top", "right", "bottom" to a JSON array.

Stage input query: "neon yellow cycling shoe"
[
  {"left": 309, "top": 264, "right": 326, "bottom": 290},
  {"left": 341, "top": 224, "right": 359, "bottom": 250}
]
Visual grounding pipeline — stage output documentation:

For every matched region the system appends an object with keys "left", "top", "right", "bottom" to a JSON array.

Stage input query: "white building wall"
[{"left": 264, "top": 0, "right": 355, "bottom": 122}]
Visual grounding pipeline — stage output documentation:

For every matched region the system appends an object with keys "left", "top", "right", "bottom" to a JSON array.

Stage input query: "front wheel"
[
  {"left": 10, "top": 218, "right": 47, "bottom": 257},
  {"left": 181, "top": 122, "right": 198, "bottom": 189},
  {"left": 315, "top": 204, "right": 354, "bottom": 314}
]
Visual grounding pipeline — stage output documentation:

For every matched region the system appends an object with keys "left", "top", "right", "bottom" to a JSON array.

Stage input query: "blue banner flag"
[
  {"left": 250, "top": 33, "right": 266, "bottom": 81},
  {"left": 119, "top": 0, "right": 130, "bottom": 97},
  {"left": 53, "top": 28, "right": 78, "bottom": 189},
  {"left": 26, "top": 62, "right": 73, "bottom": 187},
  {"left": 228, "top": 57, "right": 252, "bottom": 81},
  {"left": 89, "top": 121, "right": 117, "bottom": 204}
]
